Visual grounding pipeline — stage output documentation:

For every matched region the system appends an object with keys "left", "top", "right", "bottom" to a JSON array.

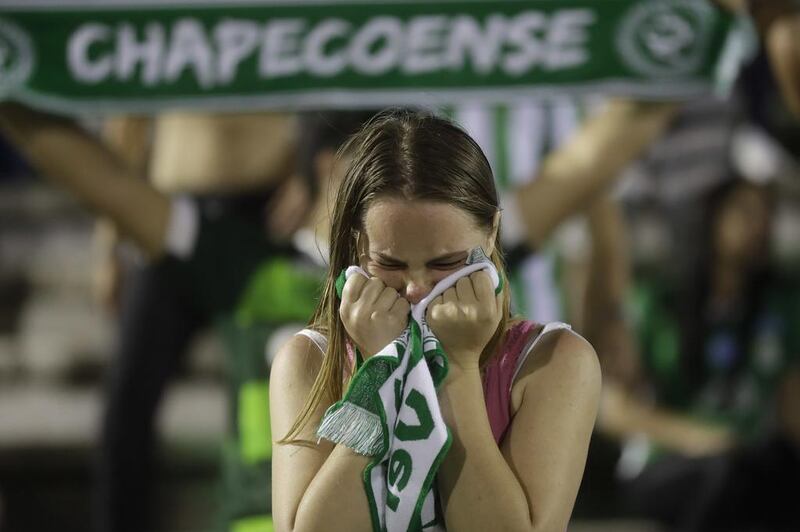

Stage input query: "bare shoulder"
[
  {"left": 270, "top": 333, "right": 326, "bottom": 393},
  {"left": 511, "top": 328, "right": 602, "bottom": 410}
]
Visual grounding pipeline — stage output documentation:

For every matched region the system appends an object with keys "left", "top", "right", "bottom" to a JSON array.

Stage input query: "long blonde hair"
[{"left": 280, "top": 109, "right": 512, "bottom": 443}]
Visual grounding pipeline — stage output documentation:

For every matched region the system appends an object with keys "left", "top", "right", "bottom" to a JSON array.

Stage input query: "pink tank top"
[
  {"left": 298, "top": 320, "right": 567, "bottom": 446},
  {"left": 482, "top": 320, "right": 540, "bottom": 445}
]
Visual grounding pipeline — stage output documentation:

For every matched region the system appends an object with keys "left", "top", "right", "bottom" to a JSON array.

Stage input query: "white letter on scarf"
[
  {"left": 260, "top": 19, "right": 306, "bottom": 77},
  {"left": 215, "top": 19, "right": 260, "bottom": 84},
  {"left": 116, "top": 23, "right": 165, "bottom": 86},
  {"left": 164, "top": 18, "right": 215, "bottom": 88},
  {"left": 350, "top": 17, "right": 403, "bottom": 75},
  {"left": 68, "top": 23, "right": 113, "bottom": 83},
  {"left": 305, "top": 19, "right": 350, "bottom": 77},
  {"left": 445, "top": 15, "right": 506, "bottom": 74}
]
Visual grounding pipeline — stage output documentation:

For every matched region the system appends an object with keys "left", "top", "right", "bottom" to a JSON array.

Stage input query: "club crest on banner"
[
  {"left": 0, "top": 18, "right": 34, "bottom": 92},
  {"left": 616, "top": 0, "right": 716, "bottom": 78}
]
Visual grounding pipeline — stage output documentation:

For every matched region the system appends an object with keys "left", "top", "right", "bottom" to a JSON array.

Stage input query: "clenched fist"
[
  {"left": 340, "top": 274, "right": 410, "bottom": 358},
  {"left": 426, "top": 271, "right": 502, "bottom": 370}
]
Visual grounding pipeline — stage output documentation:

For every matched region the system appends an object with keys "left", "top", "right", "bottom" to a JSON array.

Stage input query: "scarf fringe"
[{"left": 317, "top": 402, "right": 384, "bottom": 456}]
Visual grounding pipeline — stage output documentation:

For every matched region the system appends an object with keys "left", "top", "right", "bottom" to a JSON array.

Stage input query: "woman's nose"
[{"left": 403, "top": 277, "right": 432, "bottom": 305}]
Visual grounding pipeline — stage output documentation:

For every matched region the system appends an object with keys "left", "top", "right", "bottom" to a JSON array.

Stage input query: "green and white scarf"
[
  {"left": 317, "top": 248, "right": 501, "bottom": 532},
  {"left": 0, "top": 1, "right": 745, "bottom": 115}
]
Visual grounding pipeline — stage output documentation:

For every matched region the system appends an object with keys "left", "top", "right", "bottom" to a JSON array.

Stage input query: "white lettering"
[
  {"left": 260, "top": 19, "right": 305, "bottom": 77},
  {"left": 403, "top": 15, "right": 447, "bottom": 74},
  {"left": 115, "top": 23, "right": 164, "bottom": 85},
  {"left": 68, "top": 23, "right": 113, "bottom": 83},
  {"left": 546, "top": 9, "right": 594, "bottom": 70},
  {"left": 503, "top": 13, "right": 546, "bottom": 75},
  {"left": 445, "top": 15, "right": 506, "bottom": 74},
  {"left": 350, "top": 17, "right": 403, "bottom": 75},
  {"left": 164, "top": 18, "right": 215, "bottom": 88},
  {"left": 214, "top": 19, "right": 260, "bottom": 84},
  {"left": 304, "top": 18, "right": 350, "bottom": 77}
]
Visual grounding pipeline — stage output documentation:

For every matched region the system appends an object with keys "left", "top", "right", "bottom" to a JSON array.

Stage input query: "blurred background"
[{"left": 1, "top": 1, "right": 800, "bottom": 531}]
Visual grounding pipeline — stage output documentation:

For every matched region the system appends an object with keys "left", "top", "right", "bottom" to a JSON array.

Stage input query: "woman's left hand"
[{"left": 426, "top": 271, "right": 502, "bottom": 370}]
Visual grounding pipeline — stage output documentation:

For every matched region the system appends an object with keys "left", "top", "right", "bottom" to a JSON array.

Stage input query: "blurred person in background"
[
  {"left": 93, "top": 110, "right": 302, "bottom": 532},
  {"left": 599, "top": 176, "right": 800, "bottom": 531},
  {"left": 0, "top": 102, "right": 374, "bottom": 531},
  {"left": 569, "top": 7, "right": 800, "bottom": 524},
  {"left": 715, "top": 0, "right": 800, "bottom": 118},
  {"left": 442, "top": 99, "right": 590, "bottom": 327}
]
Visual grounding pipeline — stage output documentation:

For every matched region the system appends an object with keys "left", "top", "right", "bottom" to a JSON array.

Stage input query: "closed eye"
[
  {"left": 430, "top": 260, "right": 464, "bottom": 270},
  {"left": 374, "top": 261, "right": 405, "bottom": 270}
]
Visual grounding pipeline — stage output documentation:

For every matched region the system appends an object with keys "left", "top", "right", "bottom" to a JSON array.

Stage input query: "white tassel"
[{"left": 317, "top": 403, "right": 384, "bottom": 456}]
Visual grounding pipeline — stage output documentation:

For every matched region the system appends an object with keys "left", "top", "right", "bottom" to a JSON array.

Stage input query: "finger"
[
  {"left": 443, "top": 287, "right": 458, "bottom": 305},
  {"left": 360, "top": 276, "right": 386, "bottom": 304},
  {"left": 390, "top": 296, "right": 410, "bottom": 316},
  {"left": 471, "top": 271, "right": 495, "bottom": 303},
  {"left": 376, "top": 286, "right": 400, "bottom": 311},
  {"left": 341, "top": 272, "right": 368, "bottom": 303},
  {"left": 455, "top": 276, "right": 477, "bottom": 304},
  {"left": 426, "top": 295, "right": 444, "bottom": 321}
]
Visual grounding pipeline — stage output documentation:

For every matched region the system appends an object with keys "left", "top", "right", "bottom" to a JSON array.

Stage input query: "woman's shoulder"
[
  {"left": 270, "top": 329, "right": 327, "bottom": 387},
  {"left": 512, "top": 325, "right": 601, "bottom": 405}
]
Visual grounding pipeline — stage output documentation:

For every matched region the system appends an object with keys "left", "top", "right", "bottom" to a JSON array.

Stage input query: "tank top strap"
[
  {"left": 511, "top": 321, "right": 572, "bottom": 383},
  {"left": 296, "top": 328, "right": 327, "bottom": 355}
]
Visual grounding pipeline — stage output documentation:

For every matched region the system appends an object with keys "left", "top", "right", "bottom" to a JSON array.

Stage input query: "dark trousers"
[
  {"left": 624, "top": 434, "right": 800, "bottom": 532},
  {"left": 93, "top": 257, "right": 205, "bottom": 532}
]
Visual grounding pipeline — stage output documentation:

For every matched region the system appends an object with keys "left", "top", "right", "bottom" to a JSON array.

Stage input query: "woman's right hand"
[{"left": 339, "top": 274, "right": 410, "bottom": 358}]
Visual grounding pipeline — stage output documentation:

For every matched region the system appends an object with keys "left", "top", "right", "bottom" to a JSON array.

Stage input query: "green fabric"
[
  {"left": 181, "top": 211, "right": 290, "bottom": 318},
  {"left": 631, "top": 277, "right": 800, "bottom": 440},
  {"left": 0, "top": 1, "right": 742, "bottom": 114},
  {"left": 322, "top": 255, "right": 500, "bottom": 531},
  {"left": 492, "top": 105, "right": 510, "bottom": 190},
  {"left": 235, "top": 257, "right": 323, "bottom": 326},
  {"left": 212, "top": 252, "right": 323, "bottom": 528},
  {"left": 231, "top": 515, "right": 274, "bottom": 532},
  {"left": 239, "top": 381, "right": 272, "bottom": 464}
]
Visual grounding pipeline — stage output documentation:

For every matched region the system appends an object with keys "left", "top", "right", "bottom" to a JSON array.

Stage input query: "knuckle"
[{"left": 367, "top": 277, "right": 385, "bottom": 288}]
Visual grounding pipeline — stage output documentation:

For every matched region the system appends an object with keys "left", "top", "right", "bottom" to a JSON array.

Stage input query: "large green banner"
[{"left": 0, "top": 0, "right": 744, "bottom": 114}]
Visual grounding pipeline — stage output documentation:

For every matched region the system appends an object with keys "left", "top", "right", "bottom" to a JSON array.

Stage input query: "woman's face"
[{"left": 360, "top": 198, "right": 496, "bottom": 305}]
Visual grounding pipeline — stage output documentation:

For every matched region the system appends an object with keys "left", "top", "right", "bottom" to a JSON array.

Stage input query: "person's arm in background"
[
  {"left": 92, "top": 115, "right": 153, "bottom": 311},
  {"left": 586, "top": 198, "right": 736, "bottom": 457},
  {"left": 515, "top": 100, "right": 678, "bottom": 250},
  {"left": 777, "top": 367, "right": 800, "bottom": 447},
  {"left": 583, "top": 195, "right": 641, "bottom": 391},
  {"left": 717, "top": 0, "right": 800, "bottom": 117},
  {"left": 599, "top": 384, "right": 736, "bottom": 457},
  {"left": 748, "top": 0, "right": 800, "bottom": 118},
  {"left": 0, "top": 102, "right": 170, "bottom": 258}
]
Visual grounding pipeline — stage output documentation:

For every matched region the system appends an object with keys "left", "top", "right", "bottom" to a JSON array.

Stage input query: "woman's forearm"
[
  {"left": 292, "top": 445, "right": 374, "bottom": 532},
  {"left": 437, "top": 365, "right": 533, "bottom": 532}
]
